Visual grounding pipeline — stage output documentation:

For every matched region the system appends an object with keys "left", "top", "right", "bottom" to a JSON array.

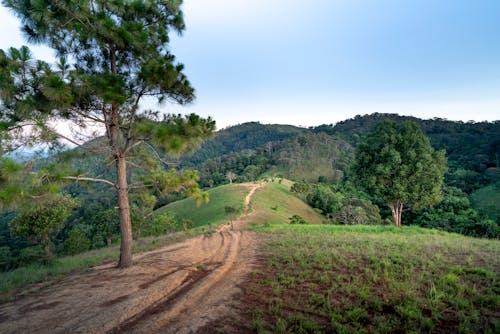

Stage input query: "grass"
[
  {"left": 153, "top": 183, "right": 249, "bottom": 227},
  {"left": 242, "top": 224, "right": 500, "bottom": 333},
  {"left": 248, "top": 180, "right": 324, "bottom": 225}
]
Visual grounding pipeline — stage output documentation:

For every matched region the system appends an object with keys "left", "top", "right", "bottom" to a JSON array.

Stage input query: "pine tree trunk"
[{"left": 116, "top": 155, "right": 133, "bottom": 268}]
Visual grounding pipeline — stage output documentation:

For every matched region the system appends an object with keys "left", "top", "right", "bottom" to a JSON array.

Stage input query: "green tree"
[
  {"left": 63, "top": 225, "right": 91, "bottom": 255},
  {"left": 9, "top": 194, "right": 77, "bottom": 256},
  {"left": 353, "top": 121, "right": 447, "bottom": 227},
  {"left": 130, "top": 191, "right": 157, "bottom": 240},
  {"left": 0, "top": 1, "right": 215, "bottom": 267}
]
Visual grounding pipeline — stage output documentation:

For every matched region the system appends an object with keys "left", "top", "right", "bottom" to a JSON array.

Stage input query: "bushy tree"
[
  {"left": 9, "top": 194, "right": 77, "bottom": 255},
  {"left": 333, "top": 199, "right": 382, "bottom": 225},
  {"left": 63, "top": 225, "right": 91, "bottom": 255},
  {"left": 353, "top": 121, "right": 447, "bottom": 227},
  {"left": 406, "top": 187, "right": 499, "bottom": 238},
  {"left": 0, "top": 0, "right": 215, "bottom": 267},
  {"left": 148, "top": 211, "right": 177, "bottom": 236},
  {"left": 130, "top": 192, "right": 157, "bottom": 240},
  {"left": 289, "top": 215, "right": 308, "bottom": 224},
  {"left": 305, "top": 184, "right": 344, "bottom": 216}
]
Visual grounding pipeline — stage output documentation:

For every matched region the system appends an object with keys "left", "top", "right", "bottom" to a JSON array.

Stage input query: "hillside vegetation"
[
  {"left": 248, "top": 180, "right": 325, "bottom": 225},
  {"left": 1, "top": 114, "right": 498, "bottom": 277},
  {"left": 153, "top": 183, "right": 250, "bottom": 228}
]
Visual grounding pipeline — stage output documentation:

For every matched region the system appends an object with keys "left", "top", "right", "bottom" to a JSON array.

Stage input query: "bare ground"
[{"left": 0, "top": 183, "right": 264, "bottom": 334}]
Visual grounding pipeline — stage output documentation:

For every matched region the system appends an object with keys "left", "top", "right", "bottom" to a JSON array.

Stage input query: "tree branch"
[
  {"left": 63, "top": 176, "right": 116, "bottom": 188},
  {"left": 144, "top": 142, "right": 179, "bottom": 167},
  {"left": 44, "top": 127, "right": 82, "bottom": 147},
  {"left": 124, "top": 139, "right": 145, "bottom": 154},
  {"left": 128, "top": 183, "right": 155, "bottom": 190}
]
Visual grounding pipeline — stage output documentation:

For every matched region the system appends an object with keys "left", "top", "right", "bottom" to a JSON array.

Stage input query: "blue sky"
[{"left": 1, "top": 0, "right": 499, "bottom": 128}]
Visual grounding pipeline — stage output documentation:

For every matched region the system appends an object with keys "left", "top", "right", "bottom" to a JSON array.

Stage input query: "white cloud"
[{"left": 0, "top": 6, "right": 55, "bottom": 62}]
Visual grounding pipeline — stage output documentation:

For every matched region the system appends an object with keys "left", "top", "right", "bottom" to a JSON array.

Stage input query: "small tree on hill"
[
  {"left": 0, "top": 0, "right": 215, "bottom": 267},
  {"left": 353, "top": 121, "right": 447, "bottom": 227},
  {"left": 226, "top": 171, "right": 237, "bottom": 184}
]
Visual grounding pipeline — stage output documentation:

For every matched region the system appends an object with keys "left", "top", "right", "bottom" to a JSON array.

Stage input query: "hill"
[
  {"left": 153, "top": 180, "right": 325, "bottom": 227},
  {"left": 313, "top": 113, "right": 500, "bottom": 172},
  {"left": 194, "top": 132, "right": 354, "bottom": 187},
  {"left": 153, "top": 183, "right": 250, "bottom": 228},
  {"left": 0, "top": 182, "right": 497, "bottom": 333},
  {"left": 179, "top": 122, "right": 307, "bottom": 167}
]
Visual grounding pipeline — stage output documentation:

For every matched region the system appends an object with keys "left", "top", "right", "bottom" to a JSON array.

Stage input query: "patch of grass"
[
  {"left": 249, "top": 182, "right": 324, "bottom": 225},
  {"left": 243, "top": 224, "right": 500, "bottom": 333},
  {"left": 153, "top": 183, "right": 248, "bottom": 227}
]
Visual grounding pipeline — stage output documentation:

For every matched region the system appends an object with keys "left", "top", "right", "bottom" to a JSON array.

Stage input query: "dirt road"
[{"left": 0, "top": 183, "right": 263, "bottom": 334}]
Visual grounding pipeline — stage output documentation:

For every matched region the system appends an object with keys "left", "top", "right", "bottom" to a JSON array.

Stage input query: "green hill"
[
  {"left": 153, "top": 180, "right": 325, "bottom": 228},
  {"left": 247, "top": 180, "right": 325, "bottom": 225},
  {"left": 179, "top": 122, "right": 306, "bottom": 167},
  {"left": 313, "top": 113, "right": 500, "bottom": 172},
  {"left": 153, "top": 183, "right": 250, "bottom": 228}
]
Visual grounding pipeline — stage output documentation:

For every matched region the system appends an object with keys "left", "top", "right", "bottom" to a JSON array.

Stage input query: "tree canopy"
[
  {"left": 0, "top": 0, "right": 215, "bottom": 267},
  {"left": 353, "top": 121, "right": 447, "bottom": 227}
]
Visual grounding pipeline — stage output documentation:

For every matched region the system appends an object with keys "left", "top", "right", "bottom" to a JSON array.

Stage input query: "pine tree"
[{"left": 0, "top": 0, "right": 215, "bottom": 267}]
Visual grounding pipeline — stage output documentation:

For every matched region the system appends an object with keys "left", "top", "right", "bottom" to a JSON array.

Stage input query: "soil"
[{"left": 0, "top": 183, "right": 264, "bottom": 334}]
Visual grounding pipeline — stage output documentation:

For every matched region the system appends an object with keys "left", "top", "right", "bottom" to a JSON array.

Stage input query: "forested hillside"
[
  {"left": 1, "top": 114, "right": 498, "bottom": 273},
  {"left": 313, "top": 113, "right": 500, "bottom": 173},
  {"left": 179, "top": 122, "right": 306, "bottom": 167}
]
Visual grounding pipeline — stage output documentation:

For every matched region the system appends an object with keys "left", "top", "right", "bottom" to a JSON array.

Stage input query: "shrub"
[
  {"left": 147, "top": 211, "right": 178, "bottom": 236},
  {"left": 334, "top": 199, "right": 382, "bottom": 225},
  {"left": 182, "top": 219, "right": 194, "bottom": 231},
  {"left": 18, "top": 245, "right": 53, "bottom": 266},
  {"left": 289, "top": 215, "right": 308, "bottom": 224},
  {"left": 63, "top": 226, "right": 91, "bottom": 255}
]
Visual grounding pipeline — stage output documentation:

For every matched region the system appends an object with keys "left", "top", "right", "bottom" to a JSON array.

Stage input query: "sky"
[{"left": 1, "top": 0, "right": 499, "bottom": 129}]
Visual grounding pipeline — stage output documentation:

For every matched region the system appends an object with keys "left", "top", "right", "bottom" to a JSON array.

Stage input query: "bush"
[
  {"left": 406, "top": 187, "right": 499, "bottom": 238},
  {"left": 0, "top": 246, "right": 13, "bottom": 271},
  {"left": 334, "top": 199, "right": 382, "bottom": 225},
  {"left": 147, "top": 211, "right": 178, "bottom": 236},
  {"left": 63, "top": 226, "right": 91, "bottom": 255},
  {"left": 9, "top": 194, "right": 77, "bottom": 255},
  {"left": 182, "top": 219, "right": 193, "bottom": 231},
  {"left": 289, "top": 215, "right": 308, "bottom": 224},
  {"left": 18, "top": 246, "right": 53, "bottom": 266}
]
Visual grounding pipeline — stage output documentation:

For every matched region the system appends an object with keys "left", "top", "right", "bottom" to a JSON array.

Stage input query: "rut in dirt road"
[{"left": 0, "top": 183, "right": 263, "bottom": 334}]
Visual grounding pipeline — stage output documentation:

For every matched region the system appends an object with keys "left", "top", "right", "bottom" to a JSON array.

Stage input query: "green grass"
[
  {"left": 154, "top": 183, "right": 249, "bottom": 227},
  {"left": 249, "top": 180, "right": 325, "bottom": 225},
  {"left": 244, "top": 224, "right": 500, "bottom": 333}
]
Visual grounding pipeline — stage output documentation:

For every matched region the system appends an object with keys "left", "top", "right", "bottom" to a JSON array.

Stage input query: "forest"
[{"left": 0, "top": 113, "right": 498, "bottom": 271}]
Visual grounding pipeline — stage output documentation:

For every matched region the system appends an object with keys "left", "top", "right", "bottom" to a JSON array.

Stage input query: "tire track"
[{"left": 106, "top": 231, "right": 241, "bottom": 333}]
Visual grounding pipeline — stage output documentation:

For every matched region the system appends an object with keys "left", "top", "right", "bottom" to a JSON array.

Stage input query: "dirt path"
[{"left": 0, "top": 183, "right": 264, "bottom": 334}]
